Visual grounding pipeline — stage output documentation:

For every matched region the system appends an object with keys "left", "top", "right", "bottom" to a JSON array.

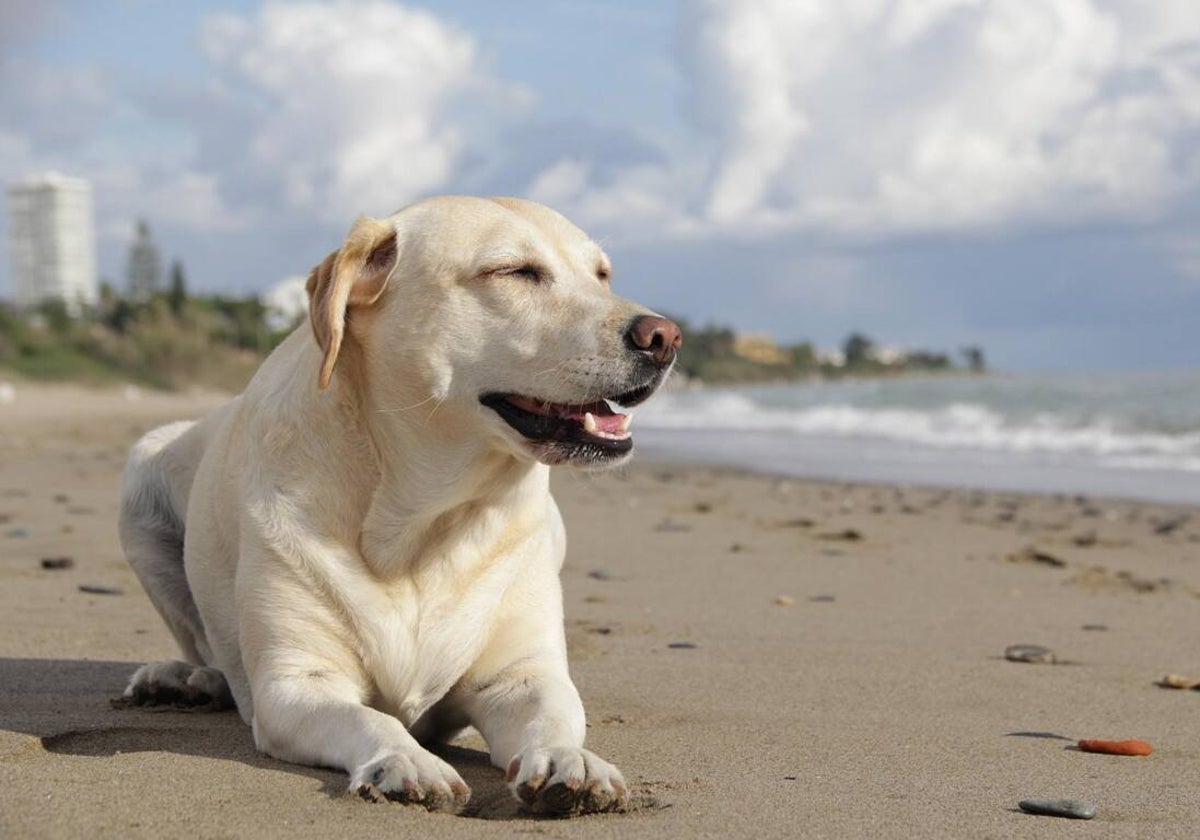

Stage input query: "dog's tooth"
[
  {"left": 618, "top": 414, "right": 631, "bottom": 434},
  {"left": 583, "top": 412, "right": 598, "bottom": 434}
]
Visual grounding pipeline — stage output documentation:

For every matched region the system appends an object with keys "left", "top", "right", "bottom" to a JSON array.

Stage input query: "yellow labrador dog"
[{"left": 118, "top": 196, "right": 680, "bottom": 816}]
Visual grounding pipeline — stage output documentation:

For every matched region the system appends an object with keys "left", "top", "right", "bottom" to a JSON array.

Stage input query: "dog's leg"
[
  {"left": 462, "top": 654, "right": 628, "bottom": 816},
  {"left": 248, "top": 660, "right": 471, "bottom": 812},
  {"left": 121, "top": 660, "right": 234, "bottom": 710},
  {"left": 119, "top": 421, "right": 210, "bottom": 665}
]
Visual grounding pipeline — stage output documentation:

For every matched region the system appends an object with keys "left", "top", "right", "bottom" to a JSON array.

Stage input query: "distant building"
[
  {"left": 6, "top": 172, "right": 97, "bottom": 313},
  {"left": 868, "top": 344, "right": 909, "bottom": 366},
  {"left": 731, "top": 332, "right": 789, "bottom": 366},
  {"left": 261, "top": 276, "right": 309, "bottom": 332},
  {"left": 126, "top": 219, "right": 162, "bottom": 300},
  {"left": 819, "top": 349, "right": 846, "bottom": 368}
]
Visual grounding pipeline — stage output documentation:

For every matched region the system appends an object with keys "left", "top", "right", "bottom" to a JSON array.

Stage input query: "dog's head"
[{"left": 306, "top": 196, "right": 680, "bottom": 469}]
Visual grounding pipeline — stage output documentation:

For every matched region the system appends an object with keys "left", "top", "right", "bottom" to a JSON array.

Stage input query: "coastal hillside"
[{"left": 0, "top": 294, "right": 985, "bottom": 391}]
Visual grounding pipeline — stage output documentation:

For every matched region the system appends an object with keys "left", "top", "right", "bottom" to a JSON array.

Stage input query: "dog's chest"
[{"left": 358, "top": 551, "right": 523, "bottom": 725}]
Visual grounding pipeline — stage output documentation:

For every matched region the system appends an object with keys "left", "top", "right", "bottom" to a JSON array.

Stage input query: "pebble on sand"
[
  {"left": 668, "top": 642, "right": 697, "bottom": 649},
  {"left": 78, "top": 584, "right": 123, "bottom": 596},
  {"left": 1004, "top": 644, "right": 1056, "bottom": 664},
  {"left": 40, "top": 557, "right": 75, "bottom": 570},
  {"left": 818, "top": 528, "right": 863, "bottom": 542},
  {"left": 587, "top": 569, "right": 612, "bottom": 581},
  {"left": 1157, "top": 674, "right": 1200, "bottom": 690},
  {"left": 1009, "top": 546, "right": 1067, "bottom": 568},
  {"left": 773, "top": 595, "right": 795, "bottom": 606},
  {"left": 1018, "top": 798, "right": 1097, "bottom": 820},
  {"left": 1077, "top": 738, "right": 1153, "bottom": 756}
]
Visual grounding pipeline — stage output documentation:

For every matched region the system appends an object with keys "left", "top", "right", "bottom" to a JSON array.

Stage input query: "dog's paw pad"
[
  {"left": 350, "top": 752, "right": 470, "bottom": 813},
  {"left": 508, "top": 747, "right": 628, "bottom": 816},
  {"left": 117, "top": 661, "right": 234, "bottom": 711}
]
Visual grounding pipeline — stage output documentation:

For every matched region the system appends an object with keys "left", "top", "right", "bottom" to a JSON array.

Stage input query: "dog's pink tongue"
[
  {"left": 556, "top": 400, "right": 625, "bottom": 434},
  {"left": 589, "top": 410, "right": 627, "bottom": 435}
]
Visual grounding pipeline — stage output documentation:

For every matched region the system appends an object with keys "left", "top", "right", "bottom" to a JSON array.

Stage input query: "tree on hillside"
[
  {"left": 168, "top": 260, "right": 188, "bottom": 316},
  {"left": 843, "top": 332, "right": 874, "bottom": 367},
  {"left": 961, "top": 345, "right": 986, "bottom": 373},
  {"left": 788, "top": 341, "right": 817, "bottom": 372}
]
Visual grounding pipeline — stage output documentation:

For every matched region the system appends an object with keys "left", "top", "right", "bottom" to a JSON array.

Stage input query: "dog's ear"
[{"left": 306, "top": 215, "right": 398, "bottom": 390}]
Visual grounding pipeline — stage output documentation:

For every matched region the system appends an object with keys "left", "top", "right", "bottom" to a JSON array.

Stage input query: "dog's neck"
[{"left": 339, "top": 375, "right": 551, "bottom": 580}]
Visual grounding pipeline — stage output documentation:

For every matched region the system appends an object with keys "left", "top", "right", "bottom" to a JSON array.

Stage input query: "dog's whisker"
[
  {"left": 423, "top": 393, "right": 448, "bottom": 424},
  {"left": 377, "top": 392, "right": 439, "bottom": 413}
]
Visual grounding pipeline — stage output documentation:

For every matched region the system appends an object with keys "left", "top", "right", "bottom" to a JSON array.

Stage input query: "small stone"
[
  {"left": 587, "top": 569, "right": 612, "bottom": 581},
  {"left": 1005, "top": 644, "right": 1055, "bottom": 664},
  {"left": 53, "top": 493, "right": 69, "bottom": 504},
  {"left": 809, "top": 594, "right": 836, "bottom": 603},
  {"left": 667, "top": 642, "right": 697, "bottom": 649},
  {"left": 40, "top": 557, "right": 75, "bottom": 570},
  {"left": 1010, "top": 546, "right": 1067, "bottom": 568},
  {"left": 1081, "top": 624, "right": 1108, "bottom": 632},
  {"left": 78, "top": 584, "right": 123, "bottom": 596},
  {"left": 1077, "top": 738, "right": 1153, "bottom": 756},
  {"left": 4, "top": 527, "right": 30, "bottom": 538},
  {"left": 773, "top": 595, "right": 795, "bottom": 606},
  {"left": 818, "top": 528, "right": 862, "bottom": 541},
  {"left": 1018, "top": 798, "right": 1096, "bottom": 819},
  {"left": 1157, "top": 674, "right": 1200, "bottom": 690},
  {"left": 1154, "top": 516, "right": 1187, "bottom": 536}
]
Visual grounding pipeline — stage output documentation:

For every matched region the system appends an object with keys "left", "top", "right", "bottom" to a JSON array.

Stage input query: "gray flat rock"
[{"left": 1018, "top": 798, "right": 1097, "bottom": 819}]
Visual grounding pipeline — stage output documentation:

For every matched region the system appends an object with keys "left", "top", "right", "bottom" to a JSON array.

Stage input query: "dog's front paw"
[
  {"left": 507, "top": 747, "right": 628, "bottom": 816},
  {"left": 350, "top": 750, "right": 470, "bottom": 813}
]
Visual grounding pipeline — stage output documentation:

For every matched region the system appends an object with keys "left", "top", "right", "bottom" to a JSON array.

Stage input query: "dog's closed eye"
[
  {"left": 509, "top": 265, "right": 545, "bottom": 283},
  {"left": 483, "top": 263, "right": 548, "bottom": 284}
]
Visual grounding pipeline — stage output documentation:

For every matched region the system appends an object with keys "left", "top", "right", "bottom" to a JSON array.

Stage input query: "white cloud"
[
  {"left": 543, "top": 0, "right": 1200, "bottom": 241},
  {"left": 201, "top": 0, "right": 529, "bottom": 221},
  {"left": 676, "top": 0, "right": 1200, "bottom": 235}
]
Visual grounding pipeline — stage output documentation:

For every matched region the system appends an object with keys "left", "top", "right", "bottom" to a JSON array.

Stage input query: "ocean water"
[{"left": 633, "top": 370, "right": 1200, "bottom": 504}]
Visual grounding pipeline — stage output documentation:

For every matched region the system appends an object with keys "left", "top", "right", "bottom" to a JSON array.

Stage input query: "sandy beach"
[{"left": 2, "top": 385, "right": 1199, "bottom": 839}]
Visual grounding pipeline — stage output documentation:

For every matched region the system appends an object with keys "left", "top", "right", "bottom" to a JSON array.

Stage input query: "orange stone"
[{"left": 1077, "top": 738, "right": 1153, "bottom": 756}]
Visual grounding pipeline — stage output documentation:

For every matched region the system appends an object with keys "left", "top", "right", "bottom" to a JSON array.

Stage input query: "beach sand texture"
[{"left": 2, "top": 386, "right": 1199, "bottom": 838}]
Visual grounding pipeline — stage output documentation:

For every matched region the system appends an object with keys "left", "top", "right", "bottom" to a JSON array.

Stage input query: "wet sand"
[{"left": 2, "top": 385, "right": 1199, "bottom": 838}]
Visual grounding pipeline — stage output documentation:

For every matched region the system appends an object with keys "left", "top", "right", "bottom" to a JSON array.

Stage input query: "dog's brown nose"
[{"left": 627, "top": 315, "right": 682, "bottom": 366}]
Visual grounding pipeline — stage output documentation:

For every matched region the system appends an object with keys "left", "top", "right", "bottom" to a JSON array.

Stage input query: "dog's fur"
[{"left": 118, "top": 196, "right": 677, "bottom": 815}]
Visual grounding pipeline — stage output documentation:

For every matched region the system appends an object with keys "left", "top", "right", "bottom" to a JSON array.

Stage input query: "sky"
[{"left": 3, "top": 0, "right": 1200, "bottom": 371}]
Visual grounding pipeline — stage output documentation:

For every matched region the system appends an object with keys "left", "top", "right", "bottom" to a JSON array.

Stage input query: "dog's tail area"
[{"left": 119, "top": 421, "right": 208, "bottom": 665}]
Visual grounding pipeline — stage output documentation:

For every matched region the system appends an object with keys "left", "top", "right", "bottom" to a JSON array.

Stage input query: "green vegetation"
[
  {"left": 0, "top": 289, "right": 298, "bottom": 391},
  {"left": 669, "top": 314, "right": 984, "bottom": 384}
]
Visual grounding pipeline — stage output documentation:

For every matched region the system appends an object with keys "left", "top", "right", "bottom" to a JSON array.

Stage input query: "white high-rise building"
[{"left": 6, "top": 172, "right": 98, "bottom": 313}]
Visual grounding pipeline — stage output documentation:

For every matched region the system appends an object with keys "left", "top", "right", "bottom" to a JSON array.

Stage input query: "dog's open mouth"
[
  {"left": 481, "top": 373, "right": 666, "bottom": 462},
  {"left": 481, "top": 393, "right": 634, "bottom": 453}
]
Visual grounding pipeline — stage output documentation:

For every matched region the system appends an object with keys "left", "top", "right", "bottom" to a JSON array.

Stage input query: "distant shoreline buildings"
[{"left": 6, "top": 172, "right": 98, "bottom": 314}]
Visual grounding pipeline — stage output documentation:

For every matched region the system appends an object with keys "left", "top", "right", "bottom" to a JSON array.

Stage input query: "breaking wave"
[{"left": 636, "top": 391, "right": 1200, "bottom": 470}]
